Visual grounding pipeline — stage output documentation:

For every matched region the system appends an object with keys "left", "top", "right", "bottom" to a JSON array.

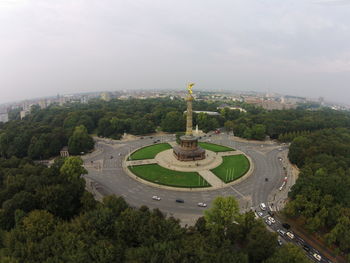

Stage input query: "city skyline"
[{"left": 1, "top": 0, "right": 350, "bottom": 105}]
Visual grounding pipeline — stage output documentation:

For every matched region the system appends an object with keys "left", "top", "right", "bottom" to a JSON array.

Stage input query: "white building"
[{"left": 0, "top": 112, "right": 8, "bottom": 123}]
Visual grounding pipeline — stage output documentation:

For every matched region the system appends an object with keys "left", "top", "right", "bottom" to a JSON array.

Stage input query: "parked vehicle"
[
  {"left": 286, "top": 232, "right": 294, "bottom": 239},
  {"left": 313, "top": 253, "right": 322, "bottom": 262},
  {"left": 176, "top": 199, "right": 184, "bottom": 203},
  {"left": 152, "top": 196, "right": 161, "bottom": 201},
  {"left": 197, "top": 202, "right": 207, "bottom": 207},
  {"left": 277, "top": 229, "right": 286, "bottom": 236},
  {"left": 260, "top": 203, "right": 267, "bottom": 210}
]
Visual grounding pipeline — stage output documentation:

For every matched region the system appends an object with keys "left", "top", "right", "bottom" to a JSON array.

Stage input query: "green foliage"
[
  {"left": 286, "top": 128, "right": 350, "bottom": 256},
  {"left": 264, "top": 243, "right": 311, "bottom": 263},
  {"left": 161, "top": 111, "right": 185, "bottom": 132},
  {"left": 0, "top": 160, "right": 308, "bottom": 263},
  {"left": 68, "top": 125, "right": 94, "bottom": 155},
  {"left": 204, "top": 196, "right": 240, "bottom": 232},
  {"left": 198, "top": 142, "right": 234, "bottom": 152},
  {"left": 211, "top": 154, "right": 250, "bottom": 183},
  {"left": 128, "top": 143, "right": 172, "bottom": 160},
  {"left": 129, "top": 164, "right": 210, "bottom": 188}
]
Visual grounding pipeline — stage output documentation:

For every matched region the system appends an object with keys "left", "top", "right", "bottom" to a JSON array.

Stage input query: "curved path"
[{"left": 82, "top": 134, "right": 292, "bottom": 225}]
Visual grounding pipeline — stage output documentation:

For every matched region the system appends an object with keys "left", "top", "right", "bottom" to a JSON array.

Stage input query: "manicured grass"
[
  {"left": 128, "top": 164, "right": 211, "bottom": 188},
  {"left": 198, "top": 142, "right": 234, "bottom": 152},
  {"left": 211, "top": 154, "right": 250, "bottom": 183},
  {"left": 129, "top": 143, "right": 172, "bottom": 160}
]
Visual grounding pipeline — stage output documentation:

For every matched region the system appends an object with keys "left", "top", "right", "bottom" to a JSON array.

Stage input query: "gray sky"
[{"left": 1, "top": 0, "right": 350, "bottom": 104}]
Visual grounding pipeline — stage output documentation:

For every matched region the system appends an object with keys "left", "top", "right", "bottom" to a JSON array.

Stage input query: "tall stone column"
[{"left": 185, "top": 95, "right": 193, "bottom": 136}]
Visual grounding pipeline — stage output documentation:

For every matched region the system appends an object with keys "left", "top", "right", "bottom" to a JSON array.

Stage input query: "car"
[
  {"left": 268, "top": 211, "right": 274, "bottom": 217},
  {"left": 277, "top": 229, "right": 286, "bottom": 236},
  {"left": 265, "top": 219, "right": 272, "bottom": 226},
  {"left": 265, "top": 177, "right": 269, "bottom": 182},
  {"left": 176, "top": 199, "right": 184, "bottom": 203},
  {"left": 296, "top": 237, "right": 305, "bottom": 244},
  {"left": 110, "top": 155, "right": 113, "bottom": 159},
  {"left": 267, "top": 216, "right": 275, "bottom": 223},
  {"left": 277, "top": 239, "right": 283, "bottom": 246},
  {"left": 257, "top": 211, "right": 263, "bottom": 217},
  {"left": 260, "top": 203, "right": 267, "bottom": 210},
  {"left": 152, "top": 196, "right": 161, "bottom": 201},
  {"left": 197, "top": 202, "right": 207, "bottom": 207},
  {"left": 286, "top": 231, "right": 294, "bottom": 239},
  {"left": 313, "top": 253, "right": 322, "bottom": 262},
  {"left": 278, "top": 148, "right": 283, "bottom": 151},
  {"left": 302, "top": 245, "right": 310, "bottom": 252},
  {"left": 282, "top": 223, "right": 291, "bottom": 229},
  {"left": 140, "top": 136, "right": 144, "bottom": 139}
]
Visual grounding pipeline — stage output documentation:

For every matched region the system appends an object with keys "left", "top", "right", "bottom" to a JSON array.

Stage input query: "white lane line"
[{"left": 229, "top": 186, "right": 245, "bottom": 198}]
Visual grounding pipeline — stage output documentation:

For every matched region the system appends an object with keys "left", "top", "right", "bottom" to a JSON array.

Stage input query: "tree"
[
  {"left": 161, "top": 111, "right": 185, "bottom": 132},
  {"left": 224, "top": 120, "right": 234, "bottom": 133},
  {"left": 264, "top": 243, "right": 310, "bottom": 263},
  {"left": 204, "top": 196, "right": 240, "bottom": 233},
  {"left": 60, "top": 156, "right": 87, "bottom": 180},
  {"left": 68, "top": 125, "right": 94, "bottom": 155}
]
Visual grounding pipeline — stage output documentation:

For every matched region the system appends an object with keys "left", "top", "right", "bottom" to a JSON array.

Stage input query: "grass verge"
[
  {"left": 211, "top": 154, "right": 250, "bottom": 183},
  {"left": 129, "top": 143, "right": 172, "bottom": 160},
  {"left": 128, "top": 164, "right": 210, "bottom": 188},
  {"left": 198, "top": 142, "right": 234, "bottom": 152}
]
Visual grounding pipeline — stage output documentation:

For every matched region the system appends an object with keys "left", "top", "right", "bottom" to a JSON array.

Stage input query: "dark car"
[
  {"left": 268, "top": 211, "right": 274, "bottom": 217},
  {"left": 175, "top": 199, "right": 184, "bottom": 203},
  {"left": 282, "top": 223, "right": 291, "bottom": 230},
  {"left": 303, "top": 245, "right": 310, "bottom": 252}
]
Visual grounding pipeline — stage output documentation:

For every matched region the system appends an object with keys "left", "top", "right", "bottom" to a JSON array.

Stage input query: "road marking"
[{"left": 229, "top": 186, "right": 245, "bottom": 198}]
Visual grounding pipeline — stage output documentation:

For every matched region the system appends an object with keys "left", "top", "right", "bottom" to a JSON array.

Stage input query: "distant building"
[
  {"left": 0, "top": 112, "right": 8, "bottom": 123},
  {"left": 217, "top": 104, "right": 247, "bottom": 112},
  {"left": 20, "top": 110, "right": 29, "bottom": 119},
  {"left": 192, "top": 111, "right": 220, "bottom": 116},
  {"left": 39, "top": 99, "right": 47, "bottom": 109},
  {"left": 100, "top": 92, "right": 111, "bottom": 101},
  {"left": 244, "top": 97, "right": 296, "bottom": 110}
]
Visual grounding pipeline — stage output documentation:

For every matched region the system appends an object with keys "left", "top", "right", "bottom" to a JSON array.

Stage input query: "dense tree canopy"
[
  {"left": 285, "top": 128, "right": 350, "bottom": 258},
  {"left": 1, "top": 98, "right": 349, "bottom": 160},
  {"left": 0, "top": 158, "right": 309, "bottom": 262}
]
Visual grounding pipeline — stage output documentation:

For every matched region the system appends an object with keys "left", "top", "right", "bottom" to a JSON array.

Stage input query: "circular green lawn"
[
  {"left": 128, "top": 164, "right": 210, "bottom": 188},
  {"left": 198, "top": 142, "right": 235, "bottom": 152},
  {"left": 211, "top": 154, "right": 250, "bottom": 183},
  {"left": 128, "top": 143, "right": 172, "bottom": 160}
]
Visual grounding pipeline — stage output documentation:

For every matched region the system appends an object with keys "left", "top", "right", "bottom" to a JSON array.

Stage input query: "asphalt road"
[
  {"left": 258, "top": 207, "right": 333, "bottom": 263},
  {"left": 82, "top": 133, "right": 291, "bottom": 225}
]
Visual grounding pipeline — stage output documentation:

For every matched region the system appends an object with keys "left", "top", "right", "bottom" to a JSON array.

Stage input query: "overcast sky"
[{"left": 1, "top": 0, "right": 350, "bottom": 104}]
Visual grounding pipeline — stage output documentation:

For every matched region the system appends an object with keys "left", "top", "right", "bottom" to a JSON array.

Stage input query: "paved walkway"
[
  {"left": 198, "top": 170, "right": 223, "bottom": 187},
  {"left": 126, "top": 159, "right": 157, "bottom": 166}
]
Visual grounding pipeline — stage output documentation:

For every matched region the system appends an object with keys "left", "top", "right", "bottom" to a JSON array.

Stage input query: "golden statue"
[{"left": 187, "top": 83, "right": 195, "bottom": 95}]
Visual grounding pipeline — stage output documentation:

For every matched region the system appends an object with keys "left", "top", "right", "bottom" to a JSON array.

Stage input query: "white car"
[
  {"left": 257, "top": 212, "right": 263, "bottom": 217},
  {"left": 286, "top": 231, "right": 294, "bottom": 239},
  {"left": 267, "top": 216, "right": 275, "bottom": 223},
  {"left": 152, "top": 196, "right": 161, "bottom": 201},
  {"left": 313, "top": 253, "right": 322, "bottom": 262},
  {"left": 277, "top": 229, "right": 285, "bottom": 236},
  {"left": 197, "top": 202, "right": 207, "bottom": 207},
  {"left": 265, "top": 219, "right": 272, "bottom": 226},
  {"left": 260, "top": 203, "right": 267, "bottom": 210}
]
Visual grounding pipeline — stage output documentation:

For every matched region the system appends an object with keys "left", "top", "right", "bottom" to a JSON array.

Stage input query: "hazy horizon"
[{"left": 1, "top": 0, "right": 350, "bottom": 105}]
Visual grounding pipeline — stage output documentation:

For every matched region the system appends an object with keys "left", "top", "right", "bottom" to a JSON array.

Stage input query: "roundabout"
[
  {"left": 82, "top": 133, "right": 294, "bottom": 225},
  {"left": 125, "top": 142, "right": 251, "bottom": 190}
]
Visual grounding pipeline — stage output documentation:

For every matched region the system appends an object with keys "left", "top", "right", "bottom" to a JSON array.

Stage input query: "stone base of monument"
[
  {"left": 173, "top": 135, "right": 205, "bottom": 161},
  {"left": 155, "top": 149, "right": 222, "bottom": 172}
]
